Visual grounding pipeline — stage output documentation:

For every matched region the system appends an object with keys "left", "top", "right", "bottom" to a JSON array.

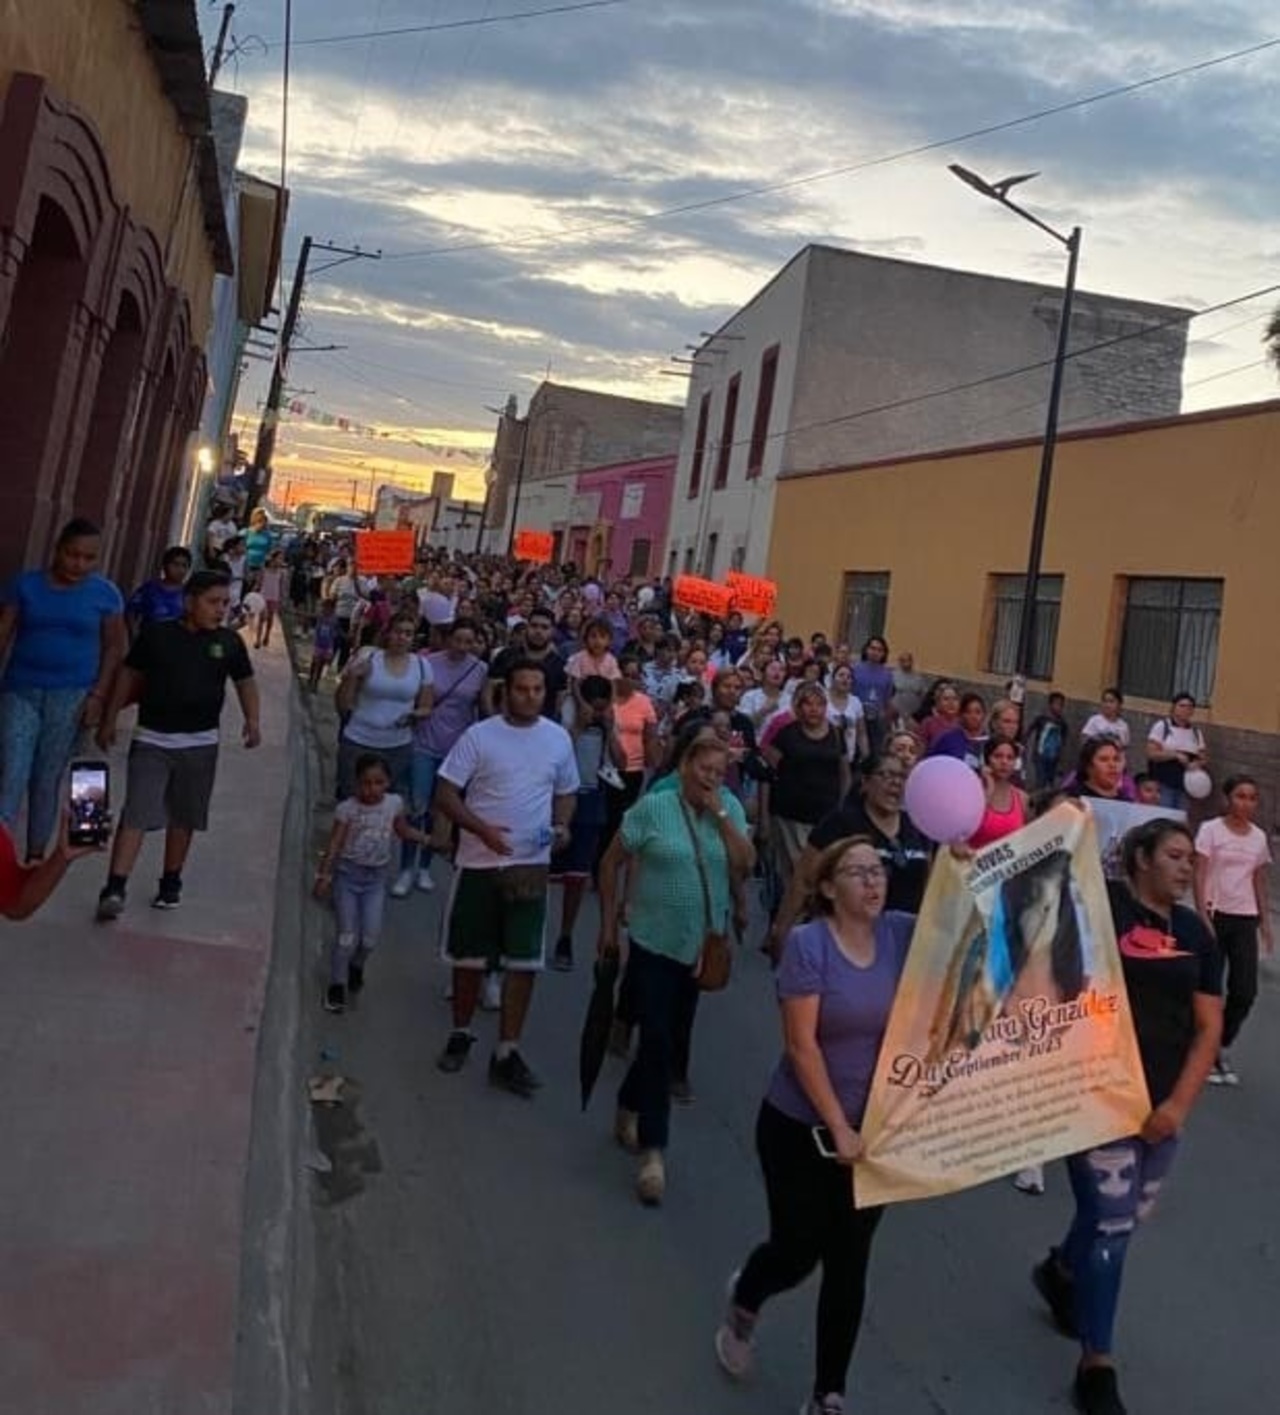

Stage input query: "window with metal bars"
[
  {"left": 986, "top": 574, "right": 1063, "bottom": 681},
  {"left": 1118, "top": 577, "right": 1221, "bottom": 705}
]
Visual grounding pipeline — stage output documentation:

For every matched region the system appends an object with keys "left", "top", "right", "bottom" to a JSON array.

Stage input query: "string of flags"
[{"left": 278, "top": 399, "right": 486, "bottom": 461}]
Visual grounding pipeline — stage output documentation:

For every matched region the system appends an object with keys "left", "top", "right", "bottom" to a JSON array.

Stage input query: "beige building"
[{"left": 767, "top": 399, "right": 1280, "bottom": 817}]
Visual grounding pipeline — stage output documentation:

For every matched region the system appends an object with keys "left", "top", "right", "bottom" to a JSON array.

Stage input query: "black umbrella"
[{"left": 579, "top": 951, "right": 620, "bottom": 1112}]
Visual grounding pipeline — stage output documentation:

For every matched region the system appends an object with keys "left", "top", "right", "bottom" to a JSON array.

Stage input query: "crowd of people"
[
  {"left": 0, "top": 500, "right": 1263, "bottom": 1415},
  {"left": 291, "top": 539, "right": 1265, "bottom": 1415}
]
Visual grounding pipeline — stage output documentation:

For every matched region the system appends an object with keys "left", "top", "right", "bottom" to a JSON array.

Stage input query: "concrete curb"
[{"left": 231, "top": 656, "right": 320, "bottom": 1415}]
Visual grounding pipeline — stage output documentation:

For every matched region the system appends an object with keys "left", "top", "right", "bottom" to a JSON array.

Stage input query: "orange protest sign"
[
  {"left": 672, "top": 574, "right": 734, "bottom": 617},
  {"left": 354, "top": 529, "right": 417, "bottom": 575},
  {"left": 725, "top": 570, "right": 778, "bottom": 617},
  {"left": 513, "top": 529, "right": 555, "bottom": 564}
]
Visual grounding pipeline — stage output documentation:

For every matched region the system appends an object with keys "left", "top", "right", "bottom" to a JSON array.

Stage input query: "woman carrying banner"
[
  {"left": 1032, "top": 816, "right": 1222, "bottom": 1415},
  {"left": 714, "top": 836, "right": 916, "bottom": 1414}
]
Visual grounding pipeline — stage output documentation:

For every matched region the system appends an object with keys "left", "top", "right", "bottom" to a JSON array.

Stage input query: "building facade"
[
  {"left": 767, "top": 399, "right": 1280, "bottom": 820},
  {"left": 483, "top": 381, "right": 682, "bottom": 553},
  {"left": 666, "top": 245, "right": 1191, "bottom": 578},
  {"left": 0, "top": 0, "right": 237, "bottom": 585},
  {"left": 555, "top": 454, "right": 676, "bottom": 579}
]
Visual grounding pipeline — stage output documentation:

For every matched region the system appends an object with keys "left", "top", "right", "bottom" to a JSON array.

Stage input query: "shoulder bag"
[{"left": 678, "top": 797, "right": 732, "bottom": 992}]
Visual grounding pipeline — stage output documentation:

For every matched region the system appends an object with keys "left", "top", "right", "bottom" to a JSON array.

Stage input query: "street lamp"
[{"left": 949, "top": 163, "right": 1082, "bottom": 703}]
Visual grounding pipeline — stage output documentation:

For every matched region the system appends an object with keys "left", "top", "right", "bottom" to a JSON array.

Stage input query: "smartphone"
[
  {"left": 812, "top": 1125, "right": 838, "bottom": 1160},
  {"left": 68, "top": 759, "right": 111, "bottom": 847}
]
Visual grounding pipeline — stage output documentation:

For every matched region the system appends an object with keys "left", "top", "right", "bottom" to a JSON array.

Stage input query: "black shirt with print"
[
  {"left": 127, "top": 621, "right": 253, "bottom": 735},
  {"left": 1107, "top": 880, "right": 1222, "bottom": 1107},
  {"left": 809, "top": 796, "right": 933, "bottom": 913}
]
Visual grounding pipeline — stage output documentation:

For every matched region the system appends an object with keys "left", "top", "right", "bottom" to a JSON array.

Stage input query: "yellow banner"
[{"left": 857, "top": 804, "right": 1150, "bottom": 1207}]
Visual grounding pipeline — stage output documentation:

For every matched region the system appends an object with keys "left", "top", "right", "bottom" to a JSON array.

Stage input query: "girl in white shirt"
[
  {"left": 1193, "top": 773, "right": 1273, "bottom": 1084},
  {"left": 1080, "top": 686, "right": 1130, "bottom": 751}
]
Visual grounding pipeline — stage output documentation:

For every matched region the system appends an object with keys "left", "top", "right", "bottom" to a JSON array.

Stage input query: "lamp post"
[{"left": 948, "top": 164, "right": 1082, "bottom": 704}]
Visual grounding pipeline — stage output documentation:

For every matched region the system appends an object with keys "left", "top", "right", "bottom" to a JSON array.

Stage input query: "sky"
[{"left": 202, "top": 0, "right": 1280, "bottom": 508}]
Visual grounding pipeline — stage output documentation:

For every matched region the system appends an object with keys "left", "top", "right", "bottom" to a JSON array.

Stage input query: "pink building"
[{"left": 557, "top": 454, "right": 676, "bottom": 579}]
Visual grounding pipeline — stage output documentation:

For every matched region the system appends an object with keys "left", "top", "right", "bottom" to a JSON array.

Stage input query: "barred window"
[
  {"left": 842, "top": 572, "right": 890, "bottom": 650},
  {"left": 987, "top": 574, "right": 1062, "bottom": 681},
  {"left": 1118, "top": 578, "right": 1221, "bottom": 705}
]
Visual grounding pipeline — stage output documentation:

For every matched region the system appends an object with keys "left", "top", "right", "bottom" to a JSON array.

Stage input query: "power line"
[
  {"left": 380, "top": 33, "right": 1280, "bottom": 263},
  {"left": 271, "top": 0, "right": 628, "bottom": 49}
]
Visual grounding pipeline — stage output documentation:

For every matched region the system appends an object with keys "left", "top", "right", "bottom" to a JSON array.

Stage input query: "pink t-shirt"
[
  {"left": 613, "top": 691, "right": 657, "bottom": 772},
  {"left": 1194, "top": 817, "right": 1271, "bottom": 915},
  {"left": 566, "top": 649, "right": 620, "bottom": 681}
]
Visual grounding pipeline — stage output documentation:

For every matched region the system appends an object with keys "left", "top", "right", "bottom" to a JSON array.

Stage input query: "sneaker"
[
  {"left": 636, "top": 1149, "right": 666, "bottom": 1206},
  {"left": 1215, "top": 1054, "right": 1240, "bottom": 1087},
  {"left": 481, "top": 972, "right": 503, "bottom": 1012},
  {"left": 801, "top": 1395, "right": 845, "bottom": 1414},
  {"left": 152, "top": 878, "right": 182, "bottom": 910},
  {"left": 347, "top": 961, "right": 365, "bottom": 995},
  {"left": 415, "top": 867, "right": 435, "bottom": 893},
  {"left": 323, "top": 984, "right": 346, "bottom": 1014},
  {"left": 614, "top": 1107, "right": 640, "bottom": 1153},
  {"left": 1013, "top": 1164, "right": 1045, "bottom": 1195},
  {"left": 390, "top": 869, "right": 414, "bottom": 899},
  {"left": 489, "top": 1049, "right": 542, "bottom": 1098},
  {"left": 713, "top": 1272, "right": 756, "bottom": 1381},
  {"left": 437, "top": 1030, "right": 475, "bottom": 1073},
  {"left": 553, "top": 936, "right": 574, "bottom": 972},
  {"left": 1032, "top": 1251, "right": 1078, "bottom": 1338},
  {"left": 95, "top": 886, "right": 126, "bottom": 921},
  {"left": 1073, "top": 1363, "right": 1127, "bottom": 1415},
  {"left": 670, "top": 1077, "right": 696, "bottom": 1105}
]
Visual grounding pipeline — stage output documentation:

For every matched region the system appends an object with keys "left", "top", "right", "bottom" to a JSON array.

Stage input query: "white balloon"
[{"left": 1183, "top": 767, "right": 1213, "bottom": 800}]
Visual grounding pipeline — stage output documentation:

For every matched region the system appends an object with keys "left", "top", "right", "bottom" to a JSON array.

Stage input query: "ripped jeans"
[{"left": 1060, "top": 1135, "right": 1179, "bottom": 1356}]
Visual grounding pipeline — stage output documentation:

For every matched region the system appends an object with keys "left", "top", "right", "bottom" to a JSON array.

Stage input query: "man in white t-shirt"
[{"left": 433, "top": 659, "right": 579, "bottom": 1095}]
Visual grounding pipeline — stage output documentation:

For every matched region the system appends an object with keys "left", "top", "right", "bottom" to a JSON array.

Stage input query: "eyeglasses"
[{"left": 835, "top": 864, "right": 888, "bottom": 884}]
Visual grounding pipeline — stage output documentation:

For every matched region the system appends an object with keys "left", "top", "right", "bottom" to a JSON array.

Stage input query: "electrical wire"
[
  {"left": 379, "top": 33, "right": 1280, "bottom": 263},
  {"left": 270, "top": 0, "right": 628, "bottom": 49}
]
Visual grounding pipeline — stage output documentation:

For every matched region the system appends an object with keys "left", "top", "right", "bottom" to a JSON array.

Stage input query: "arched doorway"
[
  {"left": 0, "top": 196, "right": 88, "bottom": 571},
  {"left": 114, "top": 352, "right": 176, "bottom": 588},
  {"left": 75, "top": 290, "right": 144, "bottom": 530}
]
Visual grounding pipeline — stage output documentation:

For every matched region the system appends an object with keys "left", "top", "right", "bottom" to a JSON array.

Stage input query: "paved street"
[{"left": 302, "top": 861, "right": 1278, "bottom": 1415}]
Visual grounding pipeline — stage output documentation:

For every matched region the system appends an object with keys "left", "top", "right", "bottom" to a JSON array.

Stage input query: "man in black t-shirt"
[
  {"left": 484, "top": 606, "right": 566, "bottom": 720},
  {"left": 95, "top": 571, "right": 260, "bottom": 919}
]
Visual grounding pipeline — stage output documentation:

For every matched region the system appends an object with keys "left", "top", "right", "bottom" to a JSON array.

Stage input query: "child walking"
[
  {"left": 256, "top": 550, "right": 285, "bottom": 648},
  {"left": 309, "top": 599, "right": 338, "bottom": 692},
  {"left": 315, "top": 752, "right": 427, "bottom": 1013}
]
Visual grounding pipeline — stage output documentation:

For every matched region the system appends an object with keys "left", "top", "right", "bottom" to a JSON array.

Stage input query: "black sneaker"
[
  {"left": 152, "top": 878, "right": 183, "bottom": 910},
  {"left": 488, "top": 1049, "right": 542, "bottom": 1098},
  {"left": 552, "top": 936, "right": 574, "bottom": 972},
  {"left": 437, "top": 1030, "right": 476, "bottom": 1074},
  {"left": 347, "top": 961, "right": 365, "bottom": 995},
  {"left": 1073, "top": 1363, "right": 1127, "bottom": 1415},
  {"left": 323, "top": 984, "right": 346, "bottom": 1014},
  {"left": 95, "top": 886, "right": 126, "bottom": 922},
  {"left": 1032, "top": 1251, "right": 1078, "bottom": 1338}
]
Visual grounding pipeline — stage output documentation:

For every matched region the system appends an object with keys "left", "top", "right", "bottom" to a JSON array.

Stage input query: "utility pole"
[
  {"left": 208, "top": 5, "right": 235, "bottom": 87},
  {"left": 246, "top": 237, "right": 379, "bottom": 514}
]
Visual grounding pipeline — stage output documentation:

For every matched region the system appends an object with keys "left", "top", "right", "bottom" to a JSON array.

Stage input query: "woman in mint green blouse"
[{"left": 598, "top": 730, "right": 755, "bottom": 1207}]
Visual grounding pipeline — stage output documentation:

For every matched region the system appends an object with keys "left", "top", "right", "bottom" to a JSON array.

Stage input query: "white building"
[{"left": 664, "top": 245, "right": 1190, "bottom": 579}]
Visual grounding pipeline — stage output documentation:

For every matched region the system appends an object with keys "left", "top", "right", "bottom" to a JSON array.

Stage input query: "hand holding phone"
[{"left": 68, "top": 759, "right": 112, "bottom": 849}]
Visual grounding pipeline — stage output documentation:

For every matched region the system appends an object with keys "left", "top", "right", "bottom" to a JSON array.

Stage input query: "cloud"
[{"left": 208, "top": 0, "right": 1280, "bottom": 502}]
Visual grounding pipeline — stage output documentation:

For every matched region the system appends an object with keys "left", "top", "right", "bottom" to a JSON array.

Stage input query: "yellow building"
[{"left": 768, "top": 400, "right": 1280, "bottom": 802}]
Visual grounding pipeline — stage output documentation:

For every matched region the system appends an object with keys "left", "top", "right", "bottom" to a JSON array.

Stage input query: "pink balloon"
[{"left": 903, "top": 755, "right": 986, "bottom": 844}]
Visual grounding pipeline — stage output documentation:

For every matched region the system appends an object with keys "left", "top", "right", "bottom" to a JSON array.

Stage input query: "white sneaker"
[
  {"left": 416, "top": 867, "right": 435, "bottom": 893},
  {"left": 636, "top": 1149, "right": 666, "bottom": 1206},
  {"left": 713, "top": 1270, "right": 756, "bottom": 1381},
  {"left": 1013, "top": 1165, "right": 1045, "bottom": 1195},
  {"left": 390, "top": 869, "right": 414, "bottom": 899},
  {"left": 481, "top": 972, "right": 502, "bottom": 1011}
]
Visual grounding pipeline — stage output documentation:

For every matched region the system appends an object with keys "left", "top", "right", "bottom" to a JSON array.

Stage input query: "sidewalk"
[{"left": 0, "top": 637, "right": 295, "bottom": 1415}]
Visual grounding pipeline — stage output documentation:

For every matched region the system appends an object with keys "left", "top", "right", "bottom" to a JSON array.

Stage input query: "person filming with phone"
[{"left": 715, "top": 834, "right": 919, "bottom": 1415}]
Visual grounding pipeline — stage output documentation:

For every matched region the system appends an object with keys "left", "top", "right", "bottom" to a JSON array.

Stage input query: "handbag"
[{"left": 678, "top": 798, "right": 732, "bottom": 992}]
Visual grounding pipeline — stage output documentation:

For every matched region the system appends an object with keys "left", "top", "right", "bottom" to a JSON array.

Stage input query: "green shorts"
[{"left": 443, "top": 868, "right": 548, "bottom": 972}]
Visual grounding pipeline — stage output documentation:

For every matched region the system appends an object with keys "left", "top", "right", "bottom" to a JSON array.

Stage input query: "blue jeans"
[
  {"left": 400, "top": 750, "right": 444, "bottom": 872},
  {"left": 0, "top": 686, "right": 87, "bottom": 858},
  {"left": 330, "top": 861, "right": 388, "bottom": 984},
  {"left": 1060, "top": 1135, "right": 1179, "bottom": 1356},
  {"left": 1157, "top": 783, "right": 1186, "bottom": 811}
]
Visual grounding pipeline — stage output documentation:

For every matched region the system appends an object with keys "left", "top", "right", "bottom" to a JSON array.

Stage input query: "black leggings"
[
  {"left": 1215, "top": 913, "right": 1260, "bottom": 1048},
  {"left": 736, "top": 1101, "right": 884, "bottom": 1399}
]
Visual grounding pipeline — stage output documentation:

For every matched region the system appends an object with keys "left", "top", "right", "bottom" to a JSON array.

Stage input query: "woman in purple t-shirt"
[{"left": 714, "top": 836, "right": 917, "bottom": 1415}]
